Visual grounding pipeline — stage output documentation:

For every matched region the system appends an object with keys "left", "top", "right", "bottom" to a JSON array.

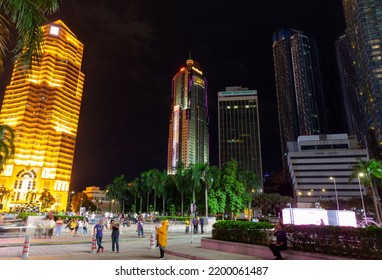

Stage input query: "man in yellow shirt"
[{"left": 156, "top": 220, "right": 169, "bottom": 259}]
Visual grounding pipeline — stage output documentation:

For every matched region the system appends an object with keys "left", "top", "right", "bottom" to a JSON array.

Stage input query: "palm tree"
[
  {"left": 350, "top": 159, "right": 382, "bottom": 224},
  {"left": 174, "top": 161, "right": 187, "bottom": 216},
  {"left": 0, "top": 124, "right": 15, "bottom": 172},
  {"left": 0, "top": 185, "right": 13, "bottom": 210},
  {"left": 201, "top": 164, "right": 220, "bottom": 219},
  {"left": 186, "top": 162, "right": 205, "bottom": 214},
  {"left": 155, "top": 170, "right": 168, "bottom": 215},
  {"left": 140, "top": 171, "right": 152, "bottom": 213},
  {"left": 108, "top": 175, "right": 128, "bottom": 213},
  {"left": 131, "top": 177, "right": 144, "bottom": 213},
  {"left": 0, "top": 0, "right": 60, "bottom": 70}
]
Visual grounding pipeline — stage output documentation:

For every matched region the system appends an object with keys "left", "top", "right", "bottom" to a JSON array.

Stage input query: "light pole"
[
  {"left": 80, "top": 198, "right": 83, "bottom": 215},
  {"left": 330, "top": 177, "right": 340, "bottom": 226},
  {"left": 358, "top": 173, "right": 367, "bottom": 226},
  {"left": 329, "top": 177, "right": 340, "bottom": 211},
  {"left": 67, "top": 191, "right": 75, "bottom": 212}
]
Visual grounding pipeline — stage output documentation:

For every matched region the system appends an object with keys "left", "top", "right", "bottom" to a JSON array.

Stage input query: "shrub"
[
  {"left": 211, "top": 221, "right": 382, "bottom": 259},
  {"left": 212, "top": 220, "right": 274, "bottom": 246},
  {"left": 17, "top": 212, "right": 39, "bottom": 220}
]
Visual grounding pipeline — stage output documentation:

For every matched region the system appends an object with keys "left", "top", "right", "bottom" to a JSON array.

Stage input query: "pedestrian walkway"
[{"left": 0, "top": 227, "right": 264, "bottom": 260}]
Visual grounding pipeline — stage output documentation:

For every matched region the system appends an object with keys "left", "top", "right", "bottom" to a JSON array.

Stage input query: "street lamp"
[
  {"left": 67, "top": 191, "right": 75, "bottom": 212},
  {"left": 329, "top": 177, "right": 340, "bottom": 211},
  {"left": 79, "top": 198, "right": 83, "bottom": 215},
  {"left": 358, "top": 173, "right": 367, "bottom": 226},
  {"left": 330, "top": 177, "right": 340, "bottom": 226}
]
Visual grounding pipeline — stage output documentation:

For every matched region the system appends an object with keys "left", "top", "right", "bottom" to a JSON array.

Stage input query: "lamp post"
[
  {"left": 67, "top": 191, "right": 75, "bottom": 212},
  {"left": 358, "top": 173, "right": 367, "bottom": 226},
  {"left": 329, "top": 177, "right": 340, "bottom": 211},
  {"left": 79, "top": 198, "right": 83, "bottom": 215},
  {"left": 330, "top": 177, "right": 340, "bottom": 226}
]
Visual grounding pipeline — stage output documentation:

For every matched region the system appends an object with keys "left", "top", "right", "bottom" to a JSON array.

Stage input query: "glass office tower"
[
  {"left": 341, "top": 0, "right": 382, "bottom": 154},
  {"left": 272, "top": 28, "right": 327, "bottom": 181},
  {"left": 167, "top": 59, "right": 209, "bottom": 174},
  {"left": 0, "top": 20, "right": 85, "bottom": 212},
  {"left": 218, "top": 87, "right": 263, "bottom": 189}
]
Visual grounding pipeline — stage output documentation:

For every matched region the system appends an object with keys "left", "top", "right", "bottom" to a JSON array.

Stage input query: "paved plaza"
[{"left": 0, "top": 222, "right": 265, "bottom": 260}]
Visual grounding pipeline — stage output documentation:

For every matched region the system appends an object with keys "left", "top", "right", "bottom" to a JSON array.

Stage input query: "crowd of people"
[{"left": 27, "top": 211, "right": 213, "bottom": 259}]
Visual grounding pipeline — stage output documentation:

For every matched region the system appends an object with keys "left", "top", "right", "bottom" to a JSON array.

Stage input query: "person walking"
[
  {"left": 93, "top": 219, "right": 107, "bottom": 253},
  {"left": 110, "top": 219, "right": 120, "bottom": 253},
  {"left": 156, "top": 220, "right": 169, "bottom": 259}
]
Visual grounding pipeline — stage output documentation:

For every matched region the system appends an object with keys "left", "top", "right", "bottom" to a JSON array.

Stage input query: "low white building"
[{"left": 287, "top": 134, "right": 369, "bottom": 204}]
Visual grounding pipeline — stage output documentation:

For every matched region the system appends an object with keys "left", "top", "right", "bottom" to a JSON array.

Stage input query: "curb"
[{"left": 165, "top": 249, "right": 209, "bottom": 260}]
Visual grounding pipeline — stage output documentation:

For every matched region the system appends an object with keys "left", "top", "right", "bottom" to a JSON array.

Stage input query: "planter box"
[{"left": 201, "top": 238, "right": 350, "bottom": 260}]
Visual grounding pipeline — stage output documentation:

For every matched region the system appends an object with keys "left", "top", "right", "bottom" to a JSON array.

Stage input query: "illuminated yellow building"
[
  {"left": 0, "top": 20, "right": 85, "bottom": 212},
  {"left": 167, "top": 59, "right": 209, "bottom": 174}
]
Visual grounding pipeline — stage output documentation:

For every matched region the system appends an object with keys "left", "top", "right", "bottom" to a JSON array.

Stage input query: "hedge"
[{"left": 212, "top": 221, "right": 382, "bottom": 259}]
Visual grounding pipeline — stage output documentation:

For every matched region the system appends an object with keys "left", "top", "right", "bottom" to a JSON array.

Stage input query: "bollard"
[
  {"left": 149, "top": 232, "right": 156, "bottom": 249},
  {"left": 90, "top": 235, "right": 97, "bottom": 254},
  {"left": 21, "top": 235, "right": 31, "bottom": 260}
]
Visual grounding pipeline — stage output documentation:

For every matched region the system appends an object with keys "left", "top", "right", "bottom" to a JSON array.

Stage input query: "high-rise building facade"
[
  {"left": 167, "top": 59, "right": 209, "bottom": 174},
  {"left": 341, "top": 0, "right": 382, "bottom": 155},
  {"left": 0, "top": 20, "right": 85, "bottom": 212},
  {"left": 218, "top": 86, "right": 263, "bottom": 188},
  {"left": 287, "top": 134, "right": 369, "bottom": 204},
  {"left": 272, "top": 28, "right": 327, "bottom": 180},
  {"left": 335, "top": 34, "right": 367, "bottom": 149}
]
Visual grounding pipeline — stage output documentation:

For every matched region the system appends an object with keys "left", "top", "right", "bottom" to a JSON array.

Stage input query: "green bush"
[
  {"left": 17, "top": 212, "right": 39, "bottom": 220},
  {"left": 212, "top": 220, "right": 274, "bottom": 246},
  {"left": 211, "top": 221, "right": 382, "bottom": 259},
  {"left": 285, "top": 224, "right": 382, "bottom": 259}
]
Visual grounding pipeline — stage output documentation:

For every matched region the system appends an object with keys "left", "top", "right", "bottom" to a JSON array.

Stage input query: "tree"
[
  {"left": 39, "top": 187, "right": 55, "bottom": 212},
  {"left": 252, "top": 193, "right": 294, "bottom": 216},
  {"left": 0, "top": 124, "right": 15, "bottom": 172},
  {"left": 238, "top": 170, "right": 260, "bottom": 221},
  {"left": 221, "top": 161, "right": 248, "bottom": 219},
  {"left": 174, "top": 161, "right": 187, "bottom": 216},
  {"left": 350, "top": 159, "right": 382, "bottom": 224},
  {"left": 131, "top": 177, "right": 144, "bottom": 213},
  {"left": 0, "top": 0, "right": 60, "bottom": 71},
  {"left": 156, "top": 170, "right": 169, "bottom": 215},
  {"left": 71, "top": 192, "right": 95, "bottom": 213},
  {"left": 187, "top": 163, "right": 205, "bottom": 207},
  {"left": 106, "top": 175, "right": 128, "bottom": 213},
  {"left": 0, "top": 185, "right": 13, "bottom": 210},
  {"left": 202, "top": 164, "right": 220, "bottom": 218}
]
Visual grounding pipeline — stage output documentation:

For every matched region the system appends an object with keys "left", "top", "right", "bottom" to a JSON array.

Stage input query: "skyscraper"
[
  {"left": 272, "top": 28, "right": 327, "bottom": 181},
  {"left": 167, "top": 59, "right": 209, "bottom": 174},
  {"left": 218, "top": 87, "right": 263, "bottom": 188},
  {"left": 0, "top": 20, "right": 85, "bottom": 212},
  {"left": 341, "top": 0, "right": 382, "bottom": 155},
  {"left": 335, "top": 34, "right": 367, "bottom": 149}
]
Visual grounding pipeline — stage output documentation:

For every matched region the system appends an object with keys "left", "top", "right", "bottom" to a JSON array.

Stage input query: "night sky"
[{"left": 0, "top": 0, "right": 347, "bottom": 192}]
